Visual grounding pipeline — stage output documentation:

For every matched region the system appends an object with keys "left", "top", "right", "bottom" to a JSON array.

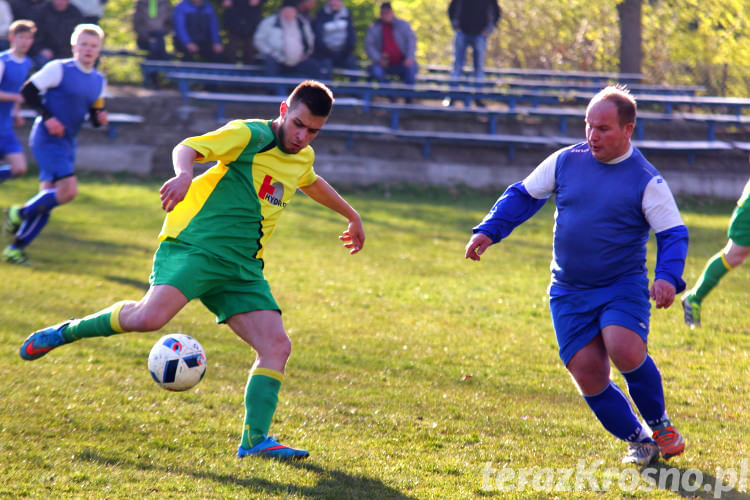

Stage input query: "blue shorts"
[
  {"left": 0, "top": 131, "right": 23, "bottom": 156},
  {"left": 32, "top": 140, "right": 75, "bottom": 182},
  {"left": 549, "top": 277, "right": 651, "bottom": 365}
]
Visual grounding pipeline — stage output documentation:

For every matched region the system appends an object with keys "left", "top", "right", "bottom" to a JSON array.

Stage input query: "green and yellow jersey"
[
  {"left": 738, "top": 177, "right": 750, "bottom": 208},
  {"left": 158, "top": 119, "right": 318, "bottom": 278}
]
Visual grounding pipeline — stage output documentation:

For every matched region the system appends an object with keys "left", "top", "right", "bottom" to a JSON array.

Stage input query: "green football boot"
[
  {"left": 681, "top": 293, "right": 701, "bottom": 327},
  {"left": 4, "top": 205, "right": 22, "bottom": 235},
  {"left": 2, "top": 245, "right": 28, "bottom": 265}
]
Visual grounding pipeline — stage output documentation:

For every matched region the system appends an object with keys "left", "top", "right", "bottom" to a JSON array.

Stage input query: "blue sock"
[
  {"left": 0, "top": 165, "right": 11, "bottom": 182},
  {"left": 622, "top": 355, "right": 670, "bottom": 430},
  {"left": 584, "top": 382, "right": 650, "bottom": 442},
  {"left": 14, "top": 211, "right": 50, "bottom": 247},
  {"left": 21, "top": 189, "right": 59, "bottom": 219}
]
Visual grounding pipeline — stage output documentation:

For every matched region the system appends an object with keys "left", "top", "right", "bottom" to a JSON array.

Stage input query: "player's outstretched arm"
[
  {"left": 160, "top": 144, "right": 196, "bottom": 212},
  {"left": 465, "top": 232, "right": 493, "bottom": 261},
  {"left": 300, "top": 176, "right": 364, "bottom": 254}
]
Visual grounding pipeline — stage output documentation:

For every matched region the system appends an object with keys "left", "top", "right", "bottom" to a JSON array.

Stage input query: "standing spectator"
[
  {"left": 70, "top": 0, "right": 104, "bottom": 24},
  {"left": 3, "top": 24, "right": 107, "bottom": 265},
  {"left": 313, "top": 0, "right": 357, "bottom": 79},
  {"left": 253, "top": 0, "right": 319, "bottom": 78},
  {"left": 9, "top": 0, "right": 46, "bottom": 65},
  {"left": 365, "top": 2, "right": 417, "bottom": 85},
  {"left": 0, "top": 20, "right": 34, "bottom": 186},
  {"left": 133, "top": 0, "right": 172, "bottom": 61},
  {"left": 444, "top": 0, "right": 500, "bottom": 107},
  {"left": 0, "top": 0, "right": 13, "bottom": 51},
  {"left": 36, "top": 0, "right": 84, "bottom": 63},
  {"left": 221, "top": 0, "right": 266, "bottom": 65},
  {"left": 173, "top": 0, "right": 223, "bottom": 62}
]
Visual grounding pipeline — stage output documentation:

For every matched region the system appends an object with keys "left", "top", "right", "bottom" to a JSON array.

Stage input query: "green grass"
[{"left": 1, "top": 175, "right": 749, "bottom": 499}]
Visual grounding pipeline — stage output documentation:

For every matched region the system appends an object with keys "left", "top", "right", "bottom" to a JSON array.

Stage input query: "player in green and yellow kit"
[
  {"left": 18, "top": 80, "right": 365, "bottom": 460},
  {"left": 682, "top": 155, "right": 750, "bottom": 327}
]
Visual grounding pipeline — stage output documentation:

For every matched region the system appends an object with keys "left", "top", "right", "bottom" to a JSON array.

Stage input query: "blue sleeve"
[
  {"left": 472, "top": 182, "right": 548, "bottom": 243},
  {"left": 655, "top": 225, "right": 689, "bottom": 293},
  {"left": 208, "top": 6, "right": 221, "bottom": 44},
  {"left": 173, "top": 3, "right": 190, "bottom": 45}
]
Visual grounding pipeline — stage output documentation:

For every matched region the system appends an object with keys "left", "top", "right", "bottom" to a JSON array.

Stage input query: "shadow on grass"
[
  {"left": 103, "top": 275, "right": 150, "bottom": 292},
  {"left": 641, "top": 461, "right": 750, "bottom": 499},
  {"left": 77, "top": 448, "right": 417, "bottom": 499}
]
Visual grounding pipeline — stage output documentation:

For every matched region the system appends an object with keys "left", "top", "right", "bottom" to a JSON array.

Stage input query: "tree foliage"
[{"left": 104, "top": 0, "right": 748, "bottom": 95}]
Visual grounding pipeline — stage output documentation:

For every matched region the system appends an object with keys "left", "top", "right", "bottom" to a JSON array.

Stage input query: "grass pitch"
[{"left": 1, "top": 175, "right": 748, "bottom": 499}]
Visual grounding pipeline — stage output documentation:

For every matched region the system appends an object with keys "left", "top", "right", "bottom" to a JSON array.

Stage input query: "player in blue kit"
[
  {"left": 3, "top": 24, "right": 107, "bottom": 265},
  {"left": 0, "top": 21, "right": 36, "bottom": 185},
  {"left": 465, "top": 86, "right": 689, "bottom": 466}
]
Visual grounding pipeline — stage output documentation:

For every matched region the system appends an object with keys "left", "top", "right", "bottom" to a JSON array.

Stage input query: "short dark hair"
[
  {"left": 9, "top": 20, "right": 36, "bottom": 37},
  {"left": 588, "top": 85, "right": 637, "bottom": 127},
  {"left": 380, "top": 2, "right": 392, "bottom": 11},
  {"left": 287, "top": 80, "right": 334, "bottom": 117}
]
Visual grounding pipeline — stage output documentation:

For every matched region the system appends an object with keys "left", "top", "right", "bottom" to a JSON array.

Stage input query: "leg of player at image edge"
[
  {"left": 681, "top": 251, "right": 732, "bottom": 328},
  {"left": 3, "top": 189, "right": 60, "bottom": 265}
]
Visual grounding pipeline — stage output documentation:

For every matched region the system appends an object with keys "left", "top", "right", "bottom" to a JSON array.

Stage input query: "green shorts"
[
  {"left": 728, "top": 179, "right": 750, "bottom": 247},
  {"left": 149, "top": 239, "right": 280, "bottom": 323}
]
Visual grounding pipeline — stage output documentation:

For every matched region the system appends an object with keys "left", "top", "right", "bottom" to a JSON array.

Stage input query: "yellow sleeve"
[
  {"left": 181, "top": 120, "right": 252, "bottom": 164},
  {"left": 297, "top": 148, "right": 318, "bottom": 188}
]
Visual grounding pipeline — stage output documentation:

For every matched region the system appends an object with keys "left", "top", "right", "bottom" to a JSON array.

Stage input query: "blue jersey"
[
  {"left": 29, "top": 58, "right": 105, "bottom": 147},
  {"left": 474, "top": 142, "right": 688, "bottom": 291},
  {"left": 0, "top": 50, "right": 32, "bottom": 132},
  {"left": 549, "top": 143, "right": 658, "bottom": 288}
]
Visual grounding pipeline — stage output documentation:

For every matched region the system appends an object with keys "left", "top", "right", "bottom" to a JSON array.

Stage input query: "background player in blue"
[
  {"left": 3, "top": 23, "right": 107, "bottom": 265},
  {"left": 465, "top": 86, "right": 689, "bottom": 466},
  {"left": 0, "top": 20, "right": 35, "bottom": 185}
]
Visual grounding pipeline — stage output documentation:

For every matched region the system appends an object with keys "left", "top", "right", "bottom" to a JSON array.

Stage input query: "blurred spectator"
[
  {"left": 365, "top": 2, "right": 417, "bottom": 84},
  {"left": 133, "top": 0, "right": 172, "bottom": 60},
  {"left": 444, "top": 0, "right": 500, "bottom": 107},
  {"left": 9, "top": 0, "right": 44, "bottom": 64},
  {"left": 221, "top": 0, "right": 266, "bottom": 65},
  {"left": 448, "top": 0, "right": 500, "bottom": 81},
  {"left": 173, "top": 0, "right": 223, "bottom": 62},
  {"left": 0, "top": 0, "right": 13, "bottom": 51},
  {"left": 253, "top": 0, "right": 319, "bottom": 78},
  {"left": 296, "top": 0, "right": 315, "bottom": 20},
  {"left": 70, "top": 0, "right": 104, "bottom": 24},
  {"left": 313, "top": 0, "right": 357, "bottom": 78},
  {"left": 36, "top": 0, "right": 84, "bottom": 62}
]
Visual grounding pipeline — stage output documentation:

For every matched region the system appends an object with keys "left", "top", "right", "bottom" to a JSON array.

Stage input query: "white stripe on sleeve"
[
  {"left": 29, "top": 60, "right": 64, "bottom": 92},
  {"left": 643, "top": 175, "right": 684, "bottom": 233},
  {"left": 522, "top": 148, "right": 564, "bottom": 199}
]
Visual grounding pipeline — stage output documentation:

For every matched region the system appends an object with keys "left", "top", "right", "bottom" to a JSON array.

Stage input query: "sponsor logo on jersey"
[{"left": 258, "top": 175, "right": 287, "bottom": 207}]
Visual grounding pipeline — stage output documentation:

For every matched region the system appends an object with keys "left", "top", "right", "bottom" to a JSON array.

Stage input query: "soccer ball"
[{"left": 148, "top": 334, "right": 207, "bottom": 391}]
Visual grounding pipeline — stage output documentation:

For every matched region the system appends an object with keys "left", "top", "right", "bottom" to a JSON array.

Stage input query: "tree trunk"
[{"left": 617, "top": 0, "right": 642, "bottom": 75}]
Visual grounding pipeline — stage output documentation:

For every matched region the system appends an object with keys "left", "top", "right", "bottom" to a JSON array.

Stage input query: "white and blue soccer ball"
[{"left": 148, "top": 334, "right": 207, "bottom": 391}]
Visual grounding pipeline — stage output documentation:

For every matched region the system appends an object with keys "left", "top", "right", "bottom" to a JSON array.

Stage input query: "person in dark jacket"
[
  {"left": 10, "top": 0, "right": 46, "bottom": 64},
  {"left": 173, "top": 0, "right": 223, "bottom": 62},
  {"left": 312, "top": 0, "right": 357, "bottom": 79},
  {"left": 443, "top": 0, "right": 500, "bottom": 106},
  {"left": 222, "top": 0, "right": 266, "bottom": 64},
  {"left": 36, "top": 0, "right": 84, "bottom": 62},
  {"left": 448, "top": 0, "right": 500, "bottom": 82}
]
